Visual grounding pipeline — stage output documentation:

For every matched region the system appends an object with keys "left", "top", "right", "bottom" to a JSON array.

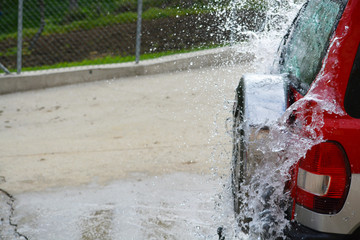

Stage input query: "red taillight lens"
[{"left": 294, "top": 141, "right": 350, "bottom": 214}]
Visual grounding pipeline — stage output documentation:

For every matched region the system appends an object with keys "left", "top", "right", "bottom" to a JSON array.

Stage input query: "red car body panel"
[{"left": 293, "top": 0, "right": 360, "bottom": 174}]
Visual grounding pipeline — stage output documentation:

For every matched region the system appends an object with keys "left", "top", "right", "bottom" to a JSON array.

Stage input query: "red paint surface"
[{"left": 291, "top": 0, "right": 360, "bottom": 173}]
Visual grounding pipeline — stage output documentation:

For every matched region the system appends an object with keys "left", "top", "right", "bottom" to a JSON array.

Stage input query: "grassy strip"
[
  {"left": 0, "top": 7, "right": 207, "bottom": 42},
  {"left": 10, "top": 45, "right": 223, "bottom": 73}
]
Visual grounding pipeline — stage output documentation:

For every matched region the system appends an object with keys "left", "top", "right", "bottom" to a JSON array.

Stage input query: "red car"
[{"left": 232, "top": 0, "right": 360, "bottom": 239}]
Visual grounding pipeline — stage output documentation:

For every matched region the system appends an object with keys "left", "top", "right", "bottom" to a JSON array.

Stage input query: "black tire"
[
  {"left": 232, "top": 78, "right": 246, "bottom": 215},
  {"left": 232, "top": 99, "right": 253, "bottom": 234},
  {"left": 231, "top": 107, "right": 245, "bottom": 215},
  {"left": 231, "top": 80, "right": 254, "bottom": 235}
]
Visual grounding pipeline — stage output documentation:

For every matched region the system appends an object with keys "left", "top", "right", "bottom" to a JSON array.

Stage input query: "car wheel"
[
  {"left": 231, "top": 84, "right": 253, "bottom": 233},
  {"left": 231, "top": 74, "right": 285, "bottom": 235}
]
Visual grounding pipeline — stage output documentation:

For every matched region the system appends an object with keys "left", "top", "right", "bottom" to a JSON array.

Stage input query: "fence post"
[
  {"left": 0, "top": 63, "right": 10, "bottom": 75},
  {"left": 135, "top": 0, "right": 143, "bottom": 64},
  {"left": 17, "top": 0, "right": 24, "bottom": 74},
  {"left": 229, "top": 2, "right": 236, "bottom": 46}
]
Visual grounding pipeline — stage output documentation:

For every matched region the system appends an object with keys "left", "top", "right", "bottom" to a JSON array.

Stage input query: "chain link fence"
[{"left": 0, "top": 0, "right": 289, "bottom": 74}]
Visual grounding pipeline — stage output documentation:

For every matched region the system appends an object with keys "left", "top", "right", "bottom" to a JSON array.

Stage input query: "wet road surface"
[{"left": 0, "top": 63, "right": 252, "bottom": 239}]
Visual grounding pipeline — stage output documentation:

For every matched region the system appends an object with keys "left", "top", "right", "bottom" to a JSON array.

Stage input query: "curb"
[{"left": 0, "top": 46, "right": 253, "bottom": 95}]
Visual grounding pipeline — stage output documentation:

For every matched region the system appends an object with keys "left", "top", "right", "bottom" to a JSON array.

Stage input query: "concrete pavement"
[{"left": 0, "top": 61, "right": 254, "bottom": 239}]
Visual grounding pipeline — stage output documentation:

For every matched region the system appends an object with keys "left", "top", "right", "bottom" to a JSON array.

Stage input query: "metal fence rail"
[
  {"left": 0, "top": 0, "right": 292, "bottom": 74},
  {"left": 2, "top": 0, "right": 146, "bottom": 73},
  {"left": 1, "top": 0, "right": 227, "bottom": 74}
]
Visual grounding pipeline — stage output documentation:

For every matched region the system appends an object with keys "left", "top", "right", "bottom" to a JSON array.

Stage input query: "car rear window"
[{"left": 279, "top": 0, "right": 346, "bottom": 94}]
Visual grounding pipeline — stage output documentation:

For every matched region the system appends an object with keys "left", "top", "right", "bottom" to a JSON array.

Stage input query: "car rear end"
[{"left": 283, "top": 0, "right": 360, "bottom": 238}]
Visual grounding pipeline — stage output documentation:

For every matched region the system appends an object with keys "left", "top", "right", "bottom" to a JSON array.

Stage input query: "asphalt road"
[{"left": 0, "top": 63, "right": 252, "bottom": 239}]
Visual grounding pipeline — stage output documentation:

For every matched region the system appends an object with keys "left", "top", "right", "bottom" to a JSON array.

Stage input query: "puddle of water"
[
  {"left": 12, "top": 173, "right": 228, "bottom": 240},
  {"left": 80, "top": 208, "right": 114, "bottom": 240}
]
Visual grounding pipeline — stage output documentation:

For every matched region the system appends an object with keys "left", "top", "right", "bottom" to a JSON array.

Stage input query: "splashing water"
[
  {"left": 201, "top": 0, "right": 348, "bottom": 239},
  {"left": 233, "top": 107, "right": 326, "bottom": 239},
  {"left": 229, "top": 96, "right": 344, "bottom": 239},
  {"left": 208, "top": 0, "right": 303, "bottom": 72},
  {"left": 174, "top": 0, "right": 347, "bottom": 239}
]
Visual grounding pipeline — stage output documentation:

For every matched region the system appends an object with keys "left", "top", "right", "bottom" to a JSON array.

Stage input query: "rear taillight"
[{"left": 294, "top": 141, "right": 351, "bottom": 214}]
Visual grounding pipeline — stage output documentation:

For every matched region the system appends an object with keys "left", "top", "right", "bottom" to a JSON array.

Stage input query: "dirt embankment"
[{"left": 0, "top": 10, "right": 264, "bottom": 69}]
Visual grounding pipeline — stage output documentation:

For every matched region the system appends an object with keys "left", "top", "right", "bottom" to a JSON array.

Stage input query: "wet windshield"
[{"left": 280, "top": 0, "right": 345, "bottom": 93}]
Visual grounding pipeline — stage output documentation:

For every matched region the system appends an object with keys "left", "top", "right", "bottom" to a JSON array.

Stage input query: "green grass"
[
  {"left": 0, "top": 0, "right": 270, "bottom": 41},
  {"left": 10, "top": 44, "right": 223, "bottom": 72},
  {"left": 0, "top": 0, "right": 266, "bottom": 42},
  {"left": 0, "top": 0, "right": 212, "bottom": 34},
  {"left": 0, "top": 7, "right": 207, "bottom": 42},
  {"left": 0, "top": 0, "right": 267, "bottom": 72}
]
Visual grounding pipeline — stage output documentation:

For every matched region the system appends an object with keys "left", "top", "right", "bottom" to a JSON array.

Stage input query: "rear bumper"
[
  {"left": 286, "top": 222, "right": 348, "bottom": 240},
  {"left": 293, "top": 175, "right": 360, "bottom": 235}
]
